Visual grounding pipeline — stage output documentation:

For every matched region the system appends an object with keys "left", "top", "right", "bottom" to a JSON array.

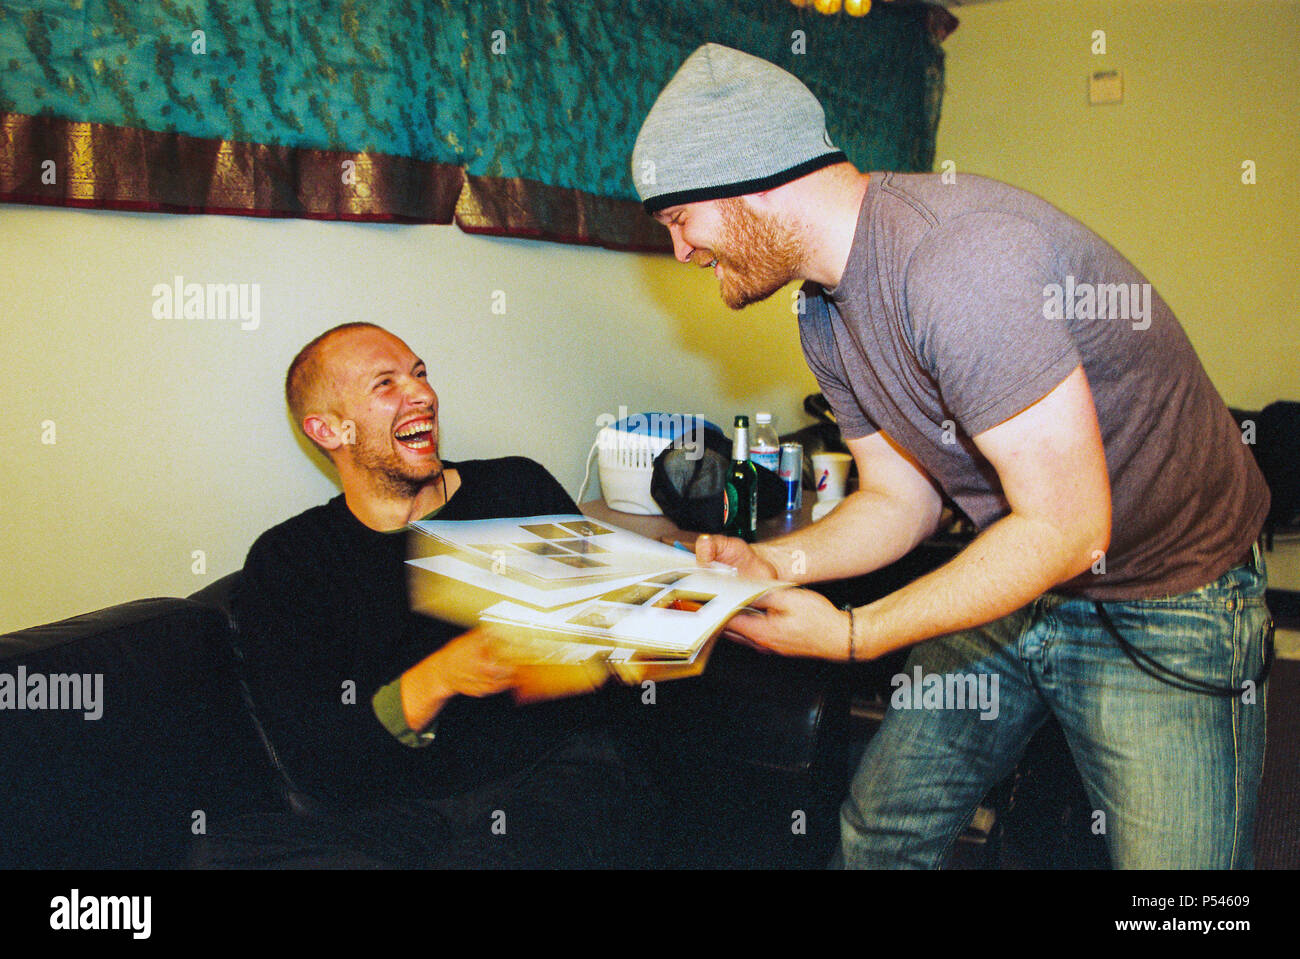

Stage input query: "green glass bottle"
[{"left": 724, "top": 415, "right": 758, "bottom": 542}]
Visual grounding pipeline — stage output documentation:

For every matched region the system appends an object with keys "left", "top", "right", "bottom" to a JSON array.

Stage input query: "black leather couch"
[
  {"left": 0, "top": 594, "right": 278, "bottom": 869},
  {"left": 0, "top": 575, "right": 849, "bottom": 869}
]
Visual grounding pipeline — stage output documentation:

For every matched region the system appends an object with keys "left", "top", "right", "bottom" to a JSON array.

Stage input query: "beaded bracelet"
[{"left": 842, "top": 603, "right": 856, "bottom": 662}]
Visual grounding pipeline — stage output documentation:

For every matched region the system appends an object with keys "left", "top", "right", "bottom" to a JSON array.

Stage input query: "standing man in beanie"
[{"left": 631, "top": 43, "right": 1271, "bottom": 869}]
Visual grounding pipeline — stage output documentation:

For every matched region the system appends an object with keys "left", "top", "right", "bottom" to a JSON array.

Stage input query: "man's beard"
[
  {"left": 713, "top": 197, "right": 806, "bottom": 309},
  {"left": 349, "top": 430, "right": 443, "bottom": 500}
]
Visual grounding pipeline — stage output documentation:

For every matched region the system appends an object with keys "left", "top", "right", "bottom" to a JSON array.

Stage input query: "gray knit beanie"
[{"left": 631, "top": 43, "right": 846, "bottom": 215}]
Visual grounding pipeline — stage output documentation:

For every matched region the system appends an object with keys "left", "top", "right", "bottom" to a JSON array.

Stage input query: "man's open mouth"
[{"left": 394, "top": 418, "right": 435, "bottom": 450}]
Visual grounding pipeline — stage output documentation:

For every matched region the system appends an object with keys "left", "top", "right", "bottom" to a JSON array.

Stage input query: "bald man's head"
[{"left": 285, "top": 322, "right": 384, "bottom": 440}]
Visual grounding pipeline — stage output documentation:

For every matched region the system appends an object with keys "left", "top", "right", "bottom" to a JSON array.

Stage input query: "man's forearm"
[
  {"left": 755, "top": 487, "right": 943, "bottom": 584},
  {"left": 856, "top": 510, "right": 1103, "bottom": 659},
  {"left": 398, "top": 629, "right": 516, "bottom": 730},
  {"left": 399, "top": 655, "right": 455, "bottom": 733}
]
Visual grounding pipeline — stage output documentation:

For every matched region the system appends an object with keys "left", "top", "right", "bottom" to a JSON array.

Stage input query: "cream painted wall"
[{"left": 0, "top": 207, "right": 819, "bottom": 632}]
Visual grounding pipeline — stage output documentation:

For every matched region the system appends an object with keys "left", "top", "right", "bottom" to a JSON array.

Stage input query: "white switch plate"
[{"left": 1089, "top": 69, "right": 1124, "bottom": 105}]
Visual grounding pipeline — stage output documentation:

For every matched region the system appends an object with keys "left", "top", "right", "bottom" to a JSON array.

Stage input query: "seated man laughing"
[{"left": 210, "top": 322, "right": 647, "bottom": 869}]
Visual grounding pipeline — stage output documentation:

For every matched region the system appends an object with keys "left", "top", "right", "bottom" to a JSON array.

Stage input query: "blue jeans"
[{"left": 840, "top": 545, "right": 1271, "bottom": 869}]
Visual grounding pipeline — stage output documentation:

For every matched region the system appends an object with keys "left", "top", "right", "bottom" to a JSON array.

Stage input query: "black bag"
[
  {"left": 650, "top": 424, "right": 788, "bottom": 533},
  {"left": 1257, "top": 401, "right": 1300, "bottom": 531},
  {"left": 1233, "top": 401, "right": 1300, "bottom": 536}
]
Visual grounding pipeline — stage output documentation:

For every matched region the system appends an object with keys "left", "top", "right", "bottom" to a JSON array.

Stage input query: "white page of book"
[{"left": 480, "top": 567, "right": 770, "bottom": 655}]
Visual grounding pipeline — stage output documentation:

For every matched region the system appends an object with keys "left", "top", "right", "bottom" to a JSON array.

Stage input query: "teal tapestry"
[{"left": 0, "top": 0, "right": 949, "bottom": 249}]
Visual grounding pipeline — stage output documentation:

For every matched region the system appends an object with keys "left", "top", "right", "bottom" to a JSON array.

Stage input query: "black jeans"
[{"left": 198, "top": 728, "right": 658, "bottom": 869}]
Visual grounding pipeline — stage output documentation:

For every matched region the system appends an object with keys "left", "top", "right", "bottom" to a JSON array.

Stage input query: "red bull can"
[{"left": 779, "top": 443, "right": 803, "bottom": 511}]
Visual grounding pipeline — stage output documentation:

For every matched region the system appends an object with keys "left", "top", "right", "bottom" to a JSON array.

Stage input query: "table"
[{"left": 579, "top": 498, "right": 817, "bottom": 549}]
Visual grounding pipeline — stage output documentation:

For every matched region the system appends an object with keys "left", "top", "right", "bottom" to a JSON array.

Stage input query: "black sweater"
[{"left": 233, "top": 457, "right": 585, "bottom": 808}]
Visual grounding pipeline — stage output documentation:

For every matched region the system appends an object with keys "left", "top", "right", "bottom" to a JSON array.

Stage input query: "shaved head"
[{"left": 285, "top": 322, "right": 383, "bottom": 438}]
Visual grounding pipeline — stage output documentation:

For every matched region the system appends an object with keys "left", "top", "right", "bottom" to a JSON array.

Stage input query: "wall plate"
[{"left": 1089, "top": 69, "right": 1124, "bottom": 105}]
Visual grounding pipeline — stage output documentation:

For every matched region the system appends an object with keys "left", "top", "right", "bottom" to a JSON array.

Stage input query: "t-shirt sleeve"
[
  {"left": 903, "top": 212, "right": 1082, "bottom": 437},
  {"left": 797, "top": 283, "right": 878, "bottom": 441},
  {"left": 372, "top": 677, "right": 438, "bottom": 748}
]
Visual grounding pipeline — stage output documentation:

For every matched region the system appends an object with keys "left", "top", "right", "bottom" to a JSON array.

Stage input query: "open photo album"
[{"left": 406, "top": 514, "right": 783, "bottom": 693}]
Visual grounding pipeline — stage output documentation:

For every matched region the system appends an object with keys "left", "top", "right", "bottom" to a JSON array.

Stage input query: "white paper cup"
[{"left": 811, "top": 452, "right": 852, "bottom": 501}]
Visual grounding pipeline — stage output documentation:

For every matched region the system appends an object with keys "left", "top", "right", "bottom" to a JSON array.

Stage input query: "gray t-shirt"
[{"left": 800, "top": 172, "right": 1268, "bottom": 600}]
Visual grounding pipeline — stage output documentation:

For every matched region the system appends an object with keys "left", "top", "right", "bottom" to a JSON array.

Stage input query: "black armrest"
[
  {"left": 188, "top": 571, "right": 242, "bottom": 627},
  {"left": 0, "top": 599, "right": 274, "bottom": 867},
  {"left": 691, "top": 641, "right": 848, "bottom": 776},
  {"left": 638, "top": 640, "right": 848, "bottom": 779}
]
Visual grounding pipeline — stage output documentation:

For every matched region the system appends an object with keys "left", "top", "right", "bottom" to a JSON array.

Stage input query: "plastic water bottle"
[{"left": 749, "top": 413, "right": 780, "bottom": 473}]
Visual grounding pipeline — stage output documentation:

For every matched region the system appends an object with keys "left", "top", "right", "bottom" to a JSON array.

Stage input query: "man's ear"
[{"left": 303, "top": 413, "right": 353, "bottom": 452}]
